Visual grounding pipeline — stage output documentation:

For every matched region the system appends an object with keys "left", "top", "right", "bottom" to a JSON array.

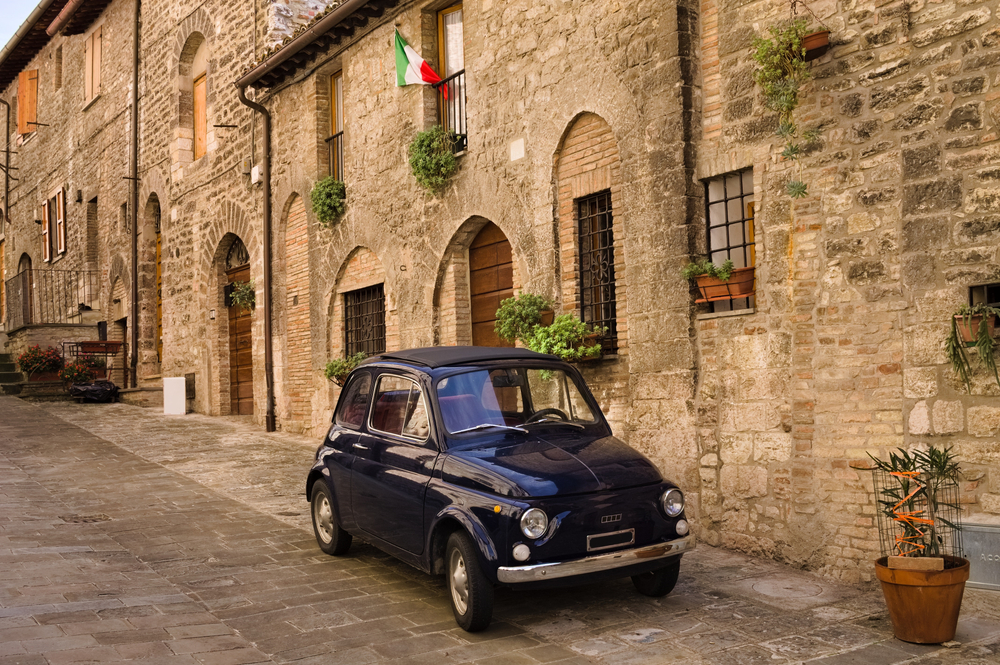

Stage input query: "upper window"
[
  {"left": 17, "top": 70, "right": 38, "bottom": 135},
  {"left": 41, "top": 188, "right": 67, "bottom": 262},
  {"left": 370, "top": 374, "right": 429, "bottom": 441},
  {"left": 704, "top": 168, "right": 755, "bottom": 312},
  {"left": 345, "top": 284, "right": 386, "bottom": 357},
  {"left": 970, "top": 283, "right": 1000, "bottom": 307},
  {"left": 84, "top": 26, "right": 102, "bottom": 103},
  {"left": 328, "top": 71, "right": 344, "bottom": 180},
  {"left": 190, "top": 40, "right": 209, "bottom": 161},
  {"left": 336, "top": 371, "right": 372, "bottom": 429},
  {"left": 578, "top": 190, "right": 617, "bottom": 352},
  {"left": 435, "top": 5, "right": 466, "bottom": 151}
]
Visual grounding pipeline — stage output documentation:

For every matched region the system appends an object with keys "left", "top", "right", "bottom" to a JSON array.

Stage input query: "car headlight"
[
  {"left": 520, "top": 508, "right": 548, "bottom": 539},
  {"left": 661, "top": 489, "right": 684, "bottom": 517}
]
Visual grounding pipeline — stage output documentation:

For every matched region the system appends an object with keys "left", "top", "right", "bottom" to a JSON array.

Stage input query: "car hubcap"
[
  {"left": 314, "top": 494, "right": 333, "bottom": 544},
  {"left": 449, "top": 548, "right": 469, "bottom": 615}
]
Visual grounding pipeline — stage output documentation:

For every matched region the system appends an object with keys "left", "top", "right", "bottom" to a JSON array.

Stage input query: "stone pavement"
[{"left": 1, "top": 397, "right": 999, "bottom": 665}]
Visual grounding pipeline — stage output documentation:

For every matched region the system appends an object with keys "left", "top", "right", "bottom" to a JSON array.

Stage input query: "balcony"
[
  {"left": 326, "top": 131, "right": 344, "bottom": 181},
  {"left": 4, "top": 269, "right": 100, "bottom": 330},
  {"left": 432, "top": 69, "right": 467, "bottom": 153}
]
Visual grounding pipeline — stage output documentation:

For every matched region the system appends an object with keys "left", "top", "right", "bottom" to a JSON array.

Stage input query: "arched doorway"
[
  {"left": 469, "top": 223, "right": 514, "bottom": 347},
  {"left": 225, "top": 237, "right": 253, "bottom": 415},
  {"left": 16, "top": 253, "right": 32, "bottom": 325}
]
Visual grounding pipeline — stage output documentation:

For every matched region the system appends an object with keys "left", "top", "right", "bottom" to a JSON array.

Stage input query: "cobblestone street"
[{"left": 2, "top": 396, "right": 999, "bottom": 665}]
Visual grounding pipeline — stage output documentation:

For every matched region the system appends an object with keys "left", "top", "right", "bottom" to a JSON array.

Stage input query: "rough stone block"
[
  {"left": 754, "top": 432, "right": 792, "bottom": 462},
  {"left": 908, "top": 401, "right": 931, "bottom": 435},
  {"left": 720, "top": 403, "right": 782, "bottom": 433},
  {"left": 980, "top": 493, "right": 1000, "bottom": 515},
  {"left": 719, "top": 433, "right": 753, "bottom": 464},
  {"left": 719, "top": 464, "right": 768, "bottom": 499},
  {"left": 903, "top": 324, "right": 949, "bottom": 367},
  {"left": 932, "top": 400, "right": 964, "bottom": 434},
  {"left": 902, "top": 176, "right": 962, "bottom": 215},
  {"left": 967, "top": 406, "right": 1000, "bottom": 437}
]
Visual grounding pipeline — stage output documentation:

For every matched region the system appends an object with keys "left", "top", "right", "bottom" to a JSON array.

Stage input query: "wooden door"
[
  {"left": 469, "top": 223, "right": 513, "bottom": 347},
  {"left": 227, "top": 265, "right": 254, "bottom": 415}
]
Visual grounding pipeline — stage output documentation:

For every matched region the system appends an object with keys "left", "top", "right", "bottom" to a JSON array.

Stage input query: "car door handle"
[{"left": 353, "top": 443, "right": 369, "bottom": 450}]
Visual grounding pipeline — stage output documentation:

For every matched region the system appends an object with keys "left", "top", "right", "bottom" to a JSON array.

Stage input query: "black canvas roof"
[{"left": 367, "top": 347, "right": 560, "bottom": 369}]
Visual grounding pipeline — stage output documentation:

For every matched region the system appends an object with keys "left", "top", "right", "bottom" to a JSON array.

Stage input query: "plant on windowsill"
[
  {"left": 16, "top": 345, "right": 64, "bottom": 380},
  {"left": 868, "top": 446, "right": 969, "bottom": 644},
  {"left": 494, "top": 294, "right": 556, "bottom": 345},
  {"left": 752, "top": 18, "right": 824, "bottom": 199},
  {"left": 682, "top": 259, "right": 756, "bottom": 303},
  {"left": 523, "top": 315, "right": 606, "bottom": 363},
  {"left": 409, "top": 125, "right": 458, "bottom": 192},
  {"left": 324, "top": 351, "right": 368, "bottom": 387},
  {"left": 229, "top": 279, "right": 256, "bottom": 313},
  {"left": 945, "top": 303, "right": 1000, "bottom": 392},
  {"left": 310, "top": 176, "right": 347, "bottom": 227},
  {"left": 58, "top": 361, "right": 97, "bottom": 385}
]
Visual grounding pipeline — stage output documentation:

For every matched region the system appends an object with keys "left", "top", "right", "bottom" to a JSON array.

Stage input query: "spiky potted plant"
[
  {"left": 945, "top": 303, "right": 1000, "bottom": 393},
  {"left": 869, "top": 446, "right": 969, "bottom": 644}
]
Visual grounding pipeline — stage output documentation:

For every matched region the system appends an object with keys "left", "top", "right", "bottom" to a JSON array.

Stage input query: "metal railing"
[
  {"left": 432, "top": 69, "right": 467, "bottom": 152},
  {"left": 4, "top": 269, "right": 100, "bottom": 329},
  {"left": 326, "top": 131, "right": 344, "bottom": 181}
]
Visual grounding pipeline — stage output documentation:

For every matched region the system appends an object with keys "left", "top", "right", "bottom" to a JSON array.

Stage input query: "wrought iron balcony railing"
[
  {"left": 4, "top": 268, "right": 100, "bottom": 330},
  {"left": 326, "top": 131, "right": 344, "bottom": 181},
  {"left": 432, "top": 69, "right": 467, "bottom": 153}
]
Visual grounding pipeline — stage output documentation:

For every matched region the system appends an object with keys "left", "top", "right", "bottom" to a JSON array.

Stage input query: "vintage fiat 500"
[{"left": 307, "top": 347, "right": 694, "bottom": 631}]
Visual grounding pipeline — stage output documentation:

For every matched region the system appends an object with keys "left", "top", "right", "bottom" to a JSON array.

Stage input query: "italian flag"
[{"left": 395, "top": 29, "right": 443, "bottom": 90}]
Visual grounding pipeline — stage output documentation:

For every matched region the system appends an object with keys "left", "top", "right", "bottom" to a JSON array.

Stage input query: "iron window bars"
[
  {"left": 326, "top": 131, "right": 344, "bottom": 181},
  {"left": 345, "top": 284, "right": 386, "bottom": 357},
  {"left": 704, "top": 168, "right": 755, "bottom": 312},
  {"left": 578, "top": 190, "right": 617, "bottom": 353},
  {"left": 432, "top": 69, "right": 467, "bottom": 153}
]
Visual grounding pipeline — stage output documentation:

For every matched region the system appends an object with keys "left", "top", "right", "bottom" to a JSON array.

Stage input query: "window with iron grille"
[
  {"left": 578, "top": 190, "right": 617, "bottom": 352},
  {"left": 345, "top": 284, "right": 386, "bottom": 357},
  {"left": 704, "top": 168, "right": 755, "bottom": 312}
]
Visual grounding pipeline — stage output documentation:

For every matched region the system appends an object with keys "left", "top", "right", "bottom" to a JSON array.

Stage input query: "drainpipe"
[
  {"left": 0, "top": 98, "right": 8, "bottom": 237},
  {"left": 235, "top": 84, "right": 275, "bottom": 432},
  {"left": 129, "top": 0, "right": 140, "bottom": 389}
]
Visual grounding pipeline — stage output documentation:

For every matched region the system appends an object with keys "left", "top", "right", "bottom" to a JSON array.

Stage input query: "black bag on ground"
[{"left": 68, "top": 380, "right": 119, "bottom": 403}]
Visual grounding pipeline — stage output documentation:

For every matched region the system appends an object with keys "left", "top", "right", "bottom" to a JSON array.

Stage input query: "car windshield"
[{"left": 436, "top": 367, "right": 599, "bottom": 435}]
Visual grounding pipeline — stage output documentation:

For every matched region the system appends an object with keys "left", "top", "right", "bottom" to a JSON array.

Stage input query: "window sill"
[
  {"left": 82, "top": 94, "right": 100, "bottom": 112},
  {"left": 696, "top": 307, "right": 755, "bottom": 321}
]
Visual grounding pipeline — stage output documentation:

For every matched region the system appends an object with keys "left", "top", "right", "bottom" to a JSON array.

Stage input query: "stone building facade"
[{"left": 2, "top": 0, "right": 999, "bottom": 581}]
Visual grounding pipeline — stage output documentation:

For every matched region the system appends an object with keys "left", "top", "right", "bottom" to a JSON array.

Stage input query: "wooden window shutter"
[
  {"left": 56, "top": 189, "right": 66, "bottom": 254},
  {"left": 17, "top": 70, "right": 38, "bottom": 135},
  {"left": 93, "top": 26, "right": 102, "bottom": 95},
  {"left": 41, "top": 200, "right": 51, "bottom": 262},
  {"left": 85, "top": 27, "right": 102, "bottom": 102},
  {"left": 193, "top": 73, "right": 207, "bottom": 159}
]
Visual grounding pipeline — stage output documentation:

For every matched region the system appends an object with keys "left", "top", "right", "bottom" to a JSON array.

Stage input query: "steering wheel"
[{"left": 526, "top": 408, "right": 569, "bottom": 423}]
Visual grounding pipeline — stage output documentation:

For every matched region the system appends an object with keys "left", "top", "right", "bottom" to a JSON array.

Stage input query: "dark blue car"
[{"left": 307, "top": 347, "right": 694, "bottom": 631}]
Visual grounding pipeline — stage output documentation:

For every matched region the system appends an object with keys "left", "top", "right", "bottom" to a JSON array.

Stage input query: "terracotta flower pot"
[
  {"left": 802, "top": 30, "right": 830, "bottom": 61},
  {"left": 80, "top": 341, "right": 123, "bottom": 354},
  {"left": 694, "top": 266, "right": 756, "bottom": 303},
  {"left": 875, "top": 556, "right": 969, "bottom": 644},
  {"left": 28, "top": 371, "right": 62, "bottom": 382},
  {"left": 539, "top": 309, "right": 555, "bottom": 327},
  {"left": 574, "top": 333, "right": 603, "bottom": 362},
  {"left": 954, "top": 314, "right": 997, "bottom": 346}
]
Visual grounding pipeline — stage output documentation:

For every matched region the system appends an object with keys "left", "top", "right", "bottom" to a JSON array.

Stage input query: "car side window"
[
  {"left": 336, "top": 372, "right": 372, "bottom": 429},
  {"left": 370, "top": 374, "right": 429, "bottom": 441}
]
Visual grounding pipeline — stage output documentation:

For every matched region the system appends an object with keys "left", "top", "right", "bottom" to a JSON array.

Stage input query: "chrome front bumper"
[{"left": 496, "top": 534, "right": 695, "bottom": 584}]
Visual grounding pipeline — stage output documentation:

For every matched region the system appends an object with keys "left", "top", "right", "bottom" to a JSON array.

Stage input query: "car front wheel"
[
  {"left": 446, "top": 531, "right": 494, "bottom": 632},
  {"left": 311, "top": 481, "right": 352, "bottom": 556},
  {"left": 631, "top": 559, "right": 680, "bottom": 597}
]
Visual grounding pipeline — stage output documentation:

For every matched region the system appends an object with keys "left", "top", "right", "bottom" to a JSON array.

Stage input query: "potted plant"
[
  {"left": 682, "top": 259, "right": 755, "bottom": 303},
  {"left": 78, "top": 353, "right": 107, "bottom": 379},
  {"left": 16, "top": 345, "right": 64, "bottom": 381},
  {"left": 324, "top": 351, "right": 368, "bottom": 387},
  {"left": 58, "top": 361, "right": 97, "bottom": 385},
  {"left": 229, "top": 279, "right": 256, "bottom": 313},
  {"left": 409, "top": 125, "right": 459, "bottom": 192},
  {"left": 310, "top": 176, "right": 347, "bottom": 227},
  {"left": 494, "top": 294, "right": 555, "bottom": 345},
  {"left": 945, "top": 303, "right": 999, "bottom": 392},
  {"left": 752, "top": 18, "right": 822, "bottom": 199},
  {"left": 523, "top": 314, "right": 606, "bottom": 363},
  {"left": 869, "top": 446, "right": 969, "bottom": 644}
]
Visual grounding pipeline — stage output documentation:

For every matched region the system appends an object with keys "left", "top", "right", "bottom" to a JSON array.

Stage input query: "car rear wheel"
[
  {"left": 311, "top": 481, "right": 352, "bottom": 556},
  {"left": 446, "top": 531, "right": 494, "bottom": 632},
  {"left": 631, "top": 559, "right": 680, "bottom": 597}
]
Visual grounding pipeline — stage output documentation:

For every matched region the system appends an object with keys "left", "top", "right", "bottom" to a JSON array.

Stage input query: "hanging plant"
[
  {"left": 310, "top": 176, "right": 347, "bottom": 227},
  {"left": 324, "top": 352, "right": 368, "bottom": 387},
  {"left": 408, "top": 125, "right": 458, "bottom": 192},
  {"left": 752, "top": 18, "right": 822, "bottom": 199},
  {"left": 523, "top": 315, "right": 607, "bottom": 363},
  {"left": 229, "top": 279, "right": 256, "bottom": 313},
  {"left": 945, "top": 303, "right": 1000, "bottom": 392},
  {"left": 494, "top": 294, "right": 555, "bottom": 345}
]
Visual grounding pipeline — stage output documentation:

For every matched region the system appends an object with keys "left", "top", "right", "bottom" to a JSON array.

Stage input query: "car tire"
[
  {"left": 631, "top": 560, "right": 680, "bottom": 597},
  {"left": 310, "top": 481, "right": 352, "bottom": 556},
  {"left": 446, "top": 531, "right": 494, "bottom": 632}
]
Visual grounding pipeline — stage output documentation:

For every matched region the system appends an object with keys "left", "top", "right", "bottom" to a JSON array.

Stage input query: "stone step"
[
  {"left": 0, "top": 372, "right": 24, "bottom": 384},
  {"left": 0, "top": 354, "right": 12, "bottom": 364},
  {"left": 0, "top": 362, "right": 17, "bottom": 373}
]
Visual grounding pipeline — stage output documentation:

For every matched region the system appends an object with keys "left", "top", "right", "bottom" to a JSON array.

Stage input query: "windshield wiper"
[
  {"left": 525, "top": 418, "right": 584, "bottom": 429},
  {"left": 451, "top": 423, "right": 528, "bottom": 435}
]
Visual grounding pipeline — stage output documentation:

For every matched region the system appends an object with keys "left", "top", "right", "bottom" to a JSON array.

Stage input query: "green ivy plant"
[
  {"left": 229, "top": 279, "right": 256, "bottom": 313},
  {"left": 752, "top": 19, "right": 820, "bottom": 199},
  {"left": 494, "top": 294, "right": 554, "bottom": 346},
  {"left": 310, "top": 176, "right": 347, "bottom": 227},
  {"left": 681, "top": 258, "right": 735, "bottom": 282},
  {"left": 324, "top": 351, "right": 368, "bottom": 387},
  {"left": 946, "top": 303, "right": 1000, "bottom": 392},
  {"left": 409, "top": 125, "right": 458, "bottom": 192},
  {"left": 524, "top": 315, "right": 606, "bottom": 363}
]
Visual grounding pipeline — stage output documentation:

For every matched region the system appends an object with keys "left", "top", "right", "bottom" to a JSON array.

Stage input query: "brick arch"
[
  {"left": 327, "top": 246, "right": 396, "bottom": 358},
  {"left": 553, "top": 112, "right": 626, "bottom": 355},
  {"left": 432, "top": 216, "right": 525, "bottom": 347},
  {"left": 200, "top": 200, "right": 258, "bottom": 286},
  {"left": 172, "top": 9, "right": 215, "bottom": 174},
  {"left": 138, "top": 169, "right": 167, "bottom": 225},
  {"left": 172, "top": 8, "right": 214, "bottom": 66},
  {"left": 108, "top": 253, "right": 130, "bottom": 303}
]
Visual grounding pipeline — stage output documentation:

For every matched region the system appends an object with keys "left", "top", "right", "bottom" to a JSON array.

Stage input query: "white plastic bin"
[{"left": 163, "top": 377, "right": 186, "bottom": 415}]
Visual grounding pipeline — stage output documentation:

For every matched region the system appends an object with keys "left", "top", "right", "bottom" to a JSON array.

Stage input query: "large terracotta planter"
[
  {"left": 875, "top": 556, "right": 969, "bottom": 644},
  {"left": 954, "top": 314, "right": 997, "bottom": 346},
  {"left": 28, "top": 371, "right": 62, "bottom": 382},
  {"left": 694, "top": 266, "right": 756, "bottom": 303},
  {"left": 80, "top": 341, "right": 122, "bottom": 354},
  {"left": 802, "top": 30, "right": 830, "bottom": 61}
]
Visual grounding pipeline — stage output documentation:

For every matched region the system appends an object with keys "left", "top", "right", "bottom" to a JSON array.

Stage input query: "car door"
[
  {"left": 320, "top": 371, "right": 371, "bottom": 531},
  {"left": 352, "top": 372, "right": 438, "bottom": 554}
]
